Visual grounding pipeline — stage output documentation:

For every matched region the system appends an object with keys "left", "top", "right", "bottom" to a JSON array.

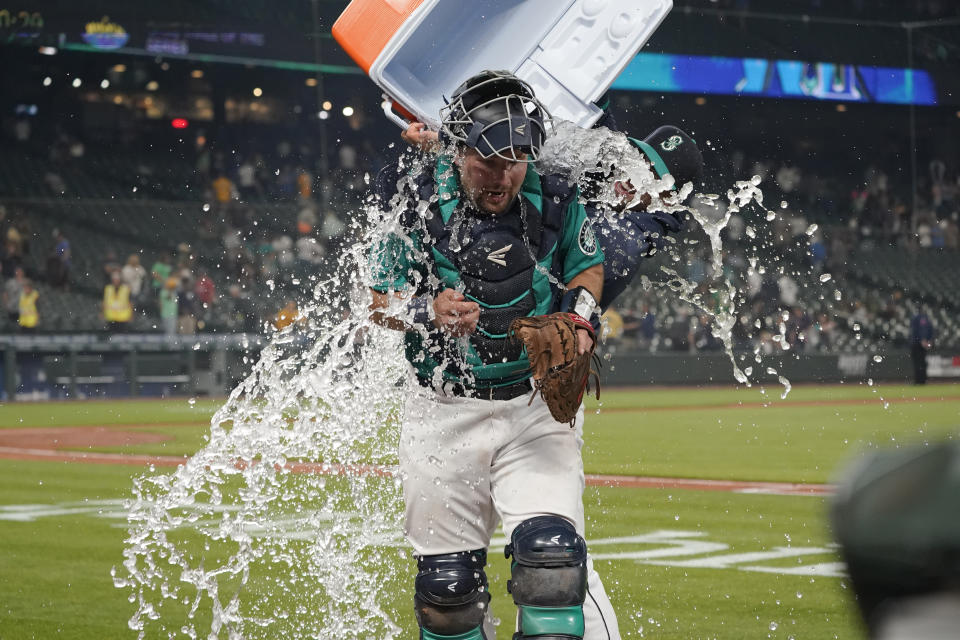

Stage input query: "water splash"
[
  {"left": 115, "top": 123, "right": 802, "bottom": 638},
  {"left": 113, "top": 160, "right": 437, "bottom": 637},
  {"left": 541, "top": 123, "right": 784, "bottom": 393}
]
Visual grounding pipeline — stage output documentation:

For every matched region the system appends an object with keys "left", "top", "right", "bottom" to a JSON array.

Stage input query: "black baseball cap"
[{"left": 628, "top": 126, "right": 704, "bottom": 189}]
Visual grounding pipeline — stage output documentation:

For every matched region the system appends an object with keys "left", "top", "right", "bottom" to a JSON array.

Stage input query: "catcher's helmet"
[{"left": 440, "top": 70, "right": 549, "bottom": 162}]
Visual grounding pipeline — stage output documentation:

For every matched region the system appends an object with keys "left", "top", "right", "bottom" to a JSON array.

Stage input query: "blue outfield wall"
[
  {"left": 603, "top": 350, "right": 959, "bottom": 386},
  {"left": 1, "top": 333, "right": 957, "bottom": 400}
]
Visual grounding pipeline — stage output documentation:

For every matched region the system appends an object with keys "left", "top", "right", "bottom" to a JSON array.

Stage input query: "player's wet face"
[{"left": 458, "top": 148, "right": 527, "bottom": 215}]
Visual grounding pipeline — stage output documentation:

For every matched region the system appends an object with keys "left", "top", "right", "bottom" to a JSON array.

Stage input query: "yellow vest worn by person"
[
  {"left": 104, "top": 284, "right": 133, "bottom": 322},
  {"left": 19, "top": 290, "right": 38, "bottom": 328}
]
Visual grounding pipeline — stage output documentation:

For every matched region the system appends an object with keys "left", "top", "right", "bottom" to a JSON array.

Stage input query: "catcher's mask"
[{"left": 440, "top": 70, "right": 550, "bottom": 163}]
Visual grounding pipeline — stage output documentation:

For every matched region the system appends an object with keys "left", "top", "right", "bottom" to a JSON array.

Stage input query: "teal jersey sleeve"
[
  {"left": 369, "top": 231, "right": 421, "bottom": 293},
  {"left": 558, "top": 198, "right": 604, "bottom": 284}
]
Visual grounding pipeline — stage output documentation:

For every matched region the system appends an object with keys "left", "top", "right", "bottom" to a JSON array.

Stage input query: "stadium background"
[
  {"left": 1, "top": 3, "right": 959, "bottom": 639},
  {"left": 1, "top": 0, "right": 959, "bottom": 398}
]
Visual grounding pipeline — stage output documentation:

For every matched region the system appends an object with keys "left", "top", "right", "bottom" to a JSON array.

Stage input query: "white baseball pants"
[{"left": 400, "top": 381, "right": 621, "bottom": 640}]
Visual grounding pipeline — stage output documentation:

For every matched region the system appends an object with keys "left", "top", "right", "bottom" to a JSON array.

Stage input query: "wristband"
[
  {"left": 560, "top": 286, "right": 599, "bottom": 322},
  {"left": 406, "top": 295, "right": 433, "bottom": 327}
]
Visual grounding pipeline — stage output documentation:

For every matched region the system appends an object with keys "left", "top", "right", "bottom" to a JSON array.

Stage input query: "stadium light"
[
  {"left": 171, "top": 118, "right": 189, "bottom": 129},
  {"left": 146, "top": 81, "right": 159, "bottom": 91},
  {"left": 342, "top": 106, "right": 354, "bottom": 117},
  {"left": 695, "top": 96, "right": 707, "bottom": 106},
  {"left": 42, "top": 77, "right": 52, "bottom": 87},
  {"left": 191, "top": 70, "right": 204, "bottom": 79},
  {"left": 38, "top": 46, "right": 57, "bottom": 56},
  {"left": 322, "top": 100, "right": 332, "bottom": 110},
  {"left": 305, "top": 78, "right": 318, "bottom": 87},
  {"left": 72, "top": 78, "right": 82, "bottom": 88},
  {"left": 112, "top": 64, "right": 127, "bottom": 73},
  {"left": 836, "top": 104, "right": 848, "bottom": 113},
  {"left": 101, "top": 79, "right": 110, "bottom": 89},
  {"left": 318, "top": 110, "right": 329, "bottom": 120},
  {"left": 253, "top": 87, "right": 263, "bottom": 97}
]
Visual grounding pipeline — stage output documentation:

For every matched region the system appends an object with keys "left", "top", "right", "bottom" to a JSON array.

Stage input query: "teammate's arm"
[
  {"left": 565, "top": 264, "right": 602, "bottom": 303},
  {"left": 369, "top": 288, "right": 480, "bottom": 337},
  {"left": 564, "top": 263, "right": 603, "bottom": 355}
]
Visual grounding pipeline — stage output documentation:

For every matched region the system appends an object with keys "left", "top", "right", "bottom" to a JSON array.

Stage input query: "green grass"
[
  {"left": 0, "top": 397, "right": 223, "bottom": 428},
  {"left": 583, "top": 383, "right": 960, "bottom": 483},
  {"left": 1, "top": 383, "right": 957, "bottom": 639}
]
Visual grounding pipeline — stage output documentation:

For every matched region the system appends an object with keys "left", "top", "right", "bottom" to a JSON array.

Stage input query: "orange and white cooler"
[{"left": 332, "top": 0, "right": 673, "bottom": 129}]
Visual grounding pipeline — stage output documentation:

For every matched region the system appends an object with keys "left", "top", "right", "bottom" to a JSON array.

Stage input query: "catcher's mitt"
[{"left": 509, "top": 312, "right": 600, "bottom": 425}]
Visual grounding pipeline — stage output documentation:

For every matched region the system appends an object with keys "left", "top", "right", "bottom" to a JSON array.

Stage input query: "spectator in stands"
[
  {"left": 195, "top": 146, "right": 212, "bottom": 185},
  {"left": 693, "top": 314, "right": 722, "bottom": 351},
  {"left": 121, "top": 254, "right": 147, "bottom": 305},
  {"left": 3, "top": 266, "right": 25, "bottom": 323},
  {"left": 1, "top": 237, "right": 23, "bottom": 279},
  {"left": 102, "top": 250, "right": 121, "bottom": 280},
  {"left": 47, "top": 229, "right": 71, "bottom": 289},
  {"left": 272, "top": 234, "right": 296, "bottom": 275},
  {"left": 5, "top": 217, "right": 26, "bottom": 259},
  {"left": 212, "top": 173, "right": 236, "bottom": 215},
  {"left": 667, "top": 309, "right": 693, "bottom": 352},
  {"left": 277, "top": 165, "right": 296, "bottom": 199},
  {"left": 236, "top": 158, "right": 259, "bottom": 202},
  {"left": 150, "top": 256, "right": 173, "bottom": 299},
  {"left": 194, "top": 269, "right": 216, "bottom": 309},
  {"left": 778, "top": 273, "right": 800, "bottom": 308},
  {"left": 178, "top": 276, "right": 197, "bottom": 335},
  {"left": 103, "top": 270, "right": 133, "bottom": 332},
  {"left": 13, "top": 117, "right": 31, "bottom": 143},
  {"left": 808, "top": 231, "right": 827, "bottom": 273},
  {"left": 297, "top": 202, "right": 319, "bottom": 235},
  {"left": 910, "top": 308, "right": 935, "bottom": 385},
  {"left": 321, "top": 209, "right": 347, "bottom": 253},
  {"left": 297, "top": 167, "right": 313, "bottom": 201},
  {"left": 18, "top": 279, "right": 38, "bottom": 333},
  {"left": 221, "top": 284, "right": 259, "bottom": 333},
  {"left": 272, "top": 299, "right": 299, "bottom": 331},
  {"left": 295, "top": 235, "right": 325, "bottom": 267},
  {"left": 159, "top": 277, "right": 179, "bottom": 335},
  {"left": 785, "top": 307, "right": 812, "bottom": 351}
]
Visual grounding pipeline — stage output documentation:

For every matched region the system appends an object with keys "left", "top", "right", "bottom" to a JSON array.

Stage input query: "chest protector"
[{"left": 403, "top": 159, "right": 574, "bottom": 390}]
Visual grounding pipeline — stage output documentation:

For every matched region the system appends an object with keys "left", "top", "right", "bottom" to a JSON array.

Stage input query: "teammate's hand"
[
  {"left": 432, "top": 289, "right": 480, "bottom": 337},
  {"left": 401, "top": 122, "right": 440, "bottom": 151},
  {"left": 576, "top": 327, "right": 593, "bottom": 355}
]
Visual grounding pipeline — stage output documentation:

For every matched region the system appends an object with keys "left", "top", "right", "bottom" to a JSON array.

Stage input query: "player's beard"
[{"left": 470, "top": 191, "right": 518, "bottom": 217}]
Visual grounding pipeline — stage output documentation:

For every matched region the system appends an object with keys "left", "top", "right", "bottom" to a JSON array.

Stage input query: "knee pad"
[
  {"left": 414, "top": 549, "right": 490, "bottom": 640},
  {"left": 505, "top": 516, "right": 587, "bottom": 639}
]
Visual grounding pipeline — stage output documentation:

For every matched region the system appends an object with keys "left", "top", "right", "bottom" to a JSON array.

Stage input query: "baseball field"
[{"left": 1, "top": 382, "right": 958, "bottom": 639}]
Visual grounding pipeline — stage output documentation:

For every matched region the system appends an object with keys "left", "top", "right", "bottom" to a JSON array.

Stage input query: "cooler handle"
[{"left": 382, "top": 96, "right": 413, "bottom": 129}]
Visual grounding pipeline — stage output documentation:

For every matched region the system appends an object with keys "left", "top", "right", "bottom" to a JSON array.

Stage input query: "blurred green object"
[{"left": 830, "top": 440, "right": 960, "bottom": 632}]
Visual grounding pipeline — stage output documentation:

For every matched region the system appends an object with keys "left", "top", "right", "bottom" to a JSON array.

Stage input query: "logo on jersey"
[
  {"left": 578, "top": 220, "right": 597, "bottom": 256},
  {"left": 661, "top": 135, "right": 683, "bottom": 152},
  {"left": 486, "top": 244, "right": 512, "bottom": 267}
]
